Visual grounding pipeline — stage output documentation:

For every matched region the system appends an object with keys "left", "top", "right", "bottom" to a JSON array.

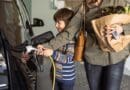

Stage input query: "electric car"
[{"left": 0, "top": 19, "right": 54, "bottom": 90}]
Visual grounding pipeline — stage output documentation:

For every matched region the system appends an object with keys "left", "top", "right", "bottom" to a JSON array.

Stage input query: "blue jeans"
[
  {"left": 54, "top": 79, "right": 75, "bottom": 90},
  {"left": 84, "top": 60, "right": 125, "bottom": 90}
]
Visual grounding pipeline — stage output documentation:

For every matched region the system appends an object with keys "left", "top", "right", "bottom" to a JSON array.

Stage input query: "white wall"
[{"left": 31, "top": 0, "right": 130, "bottom": 76}]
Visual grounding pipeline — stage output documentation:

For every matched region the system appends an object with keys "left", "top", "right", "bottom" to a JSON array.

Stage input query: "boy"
[{"left": 37, "top": 8, "right": 75, "bottom": 90}]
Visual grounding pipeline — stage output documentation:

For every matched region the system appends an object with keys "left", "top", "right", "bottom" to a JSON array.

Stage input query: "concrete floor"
[{"left": 37, "top": 59, "right": 130, "bottom": 90}]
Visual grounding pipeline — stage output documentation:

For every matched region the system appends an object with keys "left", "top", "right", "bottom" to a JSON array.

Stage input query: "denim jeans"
[
  {"left": 84, "top": 60, "right": 125, "bottom": 90},
  {"left": 54, "top": 79, "right": 75, "bottom": 90}
]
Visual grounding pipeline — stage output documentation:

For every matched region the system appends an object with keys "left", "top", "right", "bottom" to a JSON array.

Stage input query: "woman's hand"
[
  {"left": 104, "top": 24, "right": 123, "bottom": 39},
  {"left": 87, "top": 0, "right": 103, "bottom": 8}
]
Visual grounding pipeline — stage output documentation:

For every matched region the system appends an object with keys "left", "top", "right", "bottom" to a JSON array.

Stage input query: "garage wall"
[{"left": 32, "top": 0, "right": 57, "bottom": 36}]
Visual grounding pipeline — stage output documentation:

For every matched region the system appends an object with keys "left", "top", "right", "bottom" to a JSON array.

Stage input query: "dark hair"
[{"left": 53, "top": 8, "right": 74, "bottom": 26}]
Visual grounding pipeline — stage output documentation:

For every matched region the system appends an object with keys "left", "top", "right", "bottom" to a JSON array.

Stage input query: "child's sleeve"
[{"left": 52, "top": 51, "right": 74, "bottom": 63}]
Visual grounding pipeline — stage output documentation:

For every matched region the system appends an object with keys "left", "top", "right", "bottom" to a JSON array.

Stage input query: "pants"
[
  {"left": 84, "top": 60, "right": 125, "bottom": 90},
  {"left": 54, "top": 79, "right": 75, "bottom": 90}
]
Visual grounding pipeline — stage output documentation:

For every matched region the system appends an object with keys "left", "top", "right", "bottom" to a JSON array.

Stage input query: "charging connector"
[{"left": 26, "top": 45, "right": 37, "bottom": 53}]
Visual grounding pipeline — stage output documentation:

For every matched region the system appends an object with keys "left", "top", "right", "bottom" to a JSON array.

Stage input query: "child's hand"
[
  {"left": 43, "top": 48, "right": 53, "bottom": 57},
  {"left": 36, "top": 44, "right": 53, "bottom": 57},
  {"left": 36, "top": 44, "right": 45, "bottom": 55}
]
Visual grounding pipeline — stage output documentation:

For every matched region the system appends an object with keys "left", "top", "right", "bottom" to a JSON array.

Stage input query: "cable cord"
[{"left": 49, "top": 56, "right": 56, "bottom": 90}]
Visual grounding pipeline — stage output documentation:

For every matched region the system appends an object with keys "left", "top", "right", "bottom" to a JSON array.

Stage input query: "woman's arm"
[{"left": 43, "top": 9, "right": 82, "bottom": 50}]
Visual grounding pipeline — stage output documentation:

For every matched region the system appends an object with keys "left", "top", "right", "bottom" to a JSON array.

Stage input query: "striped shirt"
[{"left": 52, "top": 41, "right": 75, "bottom": 81}]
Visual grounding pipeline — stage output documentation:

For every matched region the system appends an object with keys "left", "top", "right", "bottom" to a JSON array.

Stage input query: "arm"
[
  {"left": 104, "top": 23, "right": 130, "bottom": 38},
  {"left": 43, "top": 10, "right": 82, "bottom": 50},
  {"left": 36, "top": 45, "right": 74, "bottom": 63}
]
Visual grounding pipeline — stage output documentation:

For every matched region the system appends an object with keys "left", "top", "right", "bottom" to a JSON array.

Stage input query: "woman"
[{"left": 37, "top": 0, "right": 130, "bottom": 90}]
